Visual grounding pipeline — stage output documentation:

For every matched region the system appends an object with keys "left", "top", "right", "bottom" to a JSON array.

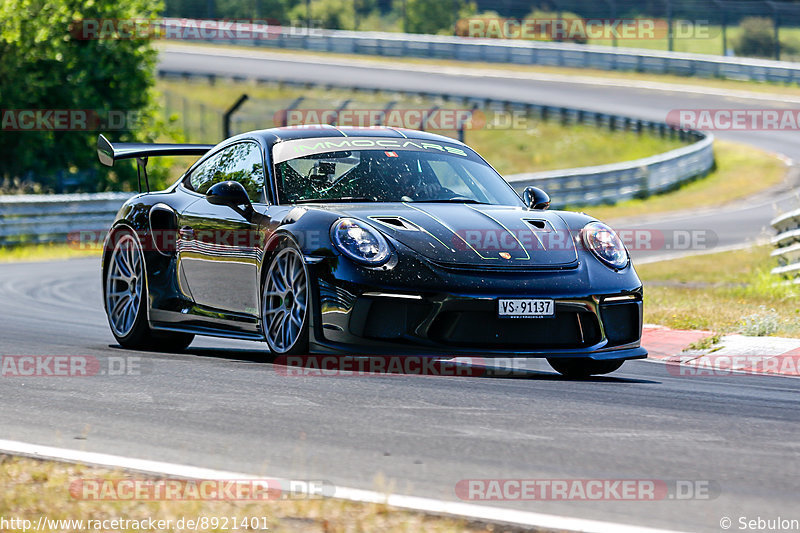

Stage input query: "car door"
[{"left": 177, "top": 141, "right": 266, "bottom": 316}]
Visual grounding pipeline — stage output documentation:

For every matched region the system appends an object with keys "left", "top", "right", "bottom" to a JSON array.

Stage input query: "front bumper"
[{"left": 306, "top": 252, "right": 646, "bottom": 360}]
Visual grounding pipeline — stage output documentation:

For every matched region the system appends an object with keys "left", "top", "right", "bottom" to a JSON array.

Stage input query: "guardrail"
[
  {"left": 507, "top": 134, "right": 713, "bottom": 206},
  {"left": 160, "top": 69, "right": 715, "bottom": 209},
  {"left": 164, "top": 19, "right": 800, "bottom": 84},
  {"left": 771, "top": 209, "right": 800, "bottom": 282},
  {"left": 0, "top": 73, "right": 714, "bottom": 245},
  {"left": 0, "top": 192, "right": 134, "bottom": 245}
]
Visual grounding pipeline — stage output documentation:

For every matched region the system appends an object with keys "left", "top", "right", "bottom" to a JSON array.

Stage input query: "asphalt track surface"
[
  {"left": 1, "top": 47, "right": 799, "bottom": 532},
  {"left": 1, "top": 259, "right": 799, "bottom": 532}
]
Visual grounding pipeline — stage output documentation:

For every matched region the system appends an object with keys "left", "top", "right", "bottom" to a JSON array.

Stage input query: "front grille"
[
  {"left": 428, "top": 309, "right": 601, "bottom": 349},
  {"left": 430, "top": 261, "right": 579, "bottom": 274}
]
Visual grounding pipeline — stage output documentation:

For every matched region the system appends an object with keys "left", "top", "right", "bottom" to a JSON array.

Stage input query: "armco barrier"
[
  {"left": 771, "top": 209, "right": 800, "bottom": 282},
  {"left": 0, "top": 74, "right": 714, "bottom": 244},
  {"left": 158, "top": 69, "right": 715, "bottom": 209},
  {"left": 0, "top": 192, "right": 134, "bottom": 245},
  {"left": 507, "top": 134, "right": 714, "bottom": 207},
  {"left": 161, "top": 19, "right": 800, "bottom": 85}
]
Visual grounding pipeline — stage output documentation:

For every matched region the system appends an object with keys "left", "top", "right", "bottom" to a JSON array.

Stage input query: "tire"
[
  {"left": 104, "top": 230, "right": 194, "bottom": 351},
  {"left": 262, "top": 245, "right": 310, "bottom": 356},
  {"left": 547, "top": 357, "right": 624, "bottom": 378}
]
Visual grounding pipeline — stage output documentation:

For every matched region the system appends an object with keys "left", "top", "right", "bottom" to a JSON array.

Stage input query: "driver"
[{"left": 389, "top": 159, "right": 449, "bottom": 201}]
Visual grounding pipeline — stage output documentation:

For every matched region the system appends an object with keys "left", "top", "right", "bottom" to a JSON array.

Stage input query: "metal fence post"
[
  {"left": 666, "top": 0, "right": 674, "bottom": 52},
  {"left": 223, "top": 94, "right": 249, "bottom": 138},
  {"left": 182, "top": 97, "right": 189, "bottom": 142},
  {"left": 770, "top": 2, "right": 781, "bottom": 61}
]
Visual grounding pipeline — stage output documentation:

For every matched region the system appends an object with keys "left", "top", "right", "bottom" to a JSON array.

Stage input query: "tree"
[
  {"left": 0, "top": 0, "right": 163, "bottom": 191},
  {"left": 288, "top": 0, "right": 354, "bottom": 30},
  {"left": 400, "top": 0, "right": 475, "bottom": 35}
]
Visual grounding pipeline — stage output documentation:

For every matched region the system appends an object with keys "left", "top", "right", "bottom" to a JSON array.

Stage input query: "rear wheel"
[
  {"left": 104, "top": 231, "right": 194, "bottom": 351},
  {"left": 547, "top": 357, "right": 624, "bottom": 378},
  {"left": 262, "top": 246, "right": 309, "bottom": 355}
]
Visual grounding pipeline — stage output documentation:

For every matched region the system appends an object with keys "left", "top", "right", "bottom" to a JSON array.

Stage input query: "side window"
[
  {"left": 185, "top": 143, "right": 266, "bottom": 203},
  {"left": 187, "top": 152, "right": 222, "bottom": 194},
  {"left": 215, "top": 143, "right": 266, "bottom": 203}
]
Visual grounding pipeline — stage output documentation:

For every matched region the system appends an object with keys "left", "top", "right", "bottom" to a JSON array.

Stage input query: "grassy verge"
[
  {"left": 156, "top": 77, "right": 686, "bottom": 173},
  {"left": 637, "top": 245, "right": 800, "bottom": 337},
  {"left": 0, "top": 456, "right": 489, "bottom": 533},
  {"left": 0, "top": 243, "right": 100, "bottom": 263},
  {"left": 158, "top": 42, "right": 800, "bottom": 97},
  {"left": 582, "top": 140, "right": 787, "bottom": 222}
]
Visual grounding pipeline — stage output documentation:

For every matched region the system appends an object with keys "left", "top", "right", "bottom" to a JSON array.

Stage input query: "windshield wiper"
[{"left": 292, "top": 197, "right": 376, "bottom": 204}]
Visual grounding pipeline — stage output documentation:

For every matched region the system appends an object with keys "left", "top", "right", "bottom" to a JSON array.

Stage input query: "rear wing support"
[{"left": 97, "top": 134, "right": 214, "bottom": 193}]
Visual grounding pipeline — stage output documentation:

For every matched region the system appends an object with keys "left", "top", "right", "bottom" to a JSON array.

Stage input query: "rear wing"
[{"left": 97, "top": 134, "right": 214, "bottom": 192}]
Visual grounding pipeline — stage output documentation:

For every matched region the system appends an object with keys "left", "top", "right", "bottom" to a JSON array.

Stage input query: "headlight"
[
  {"left": 581, "top": 222, "right": 628, "bottom": 269},
  {"left": 331, "top": 218, "right": 391, "bottom": 265}
]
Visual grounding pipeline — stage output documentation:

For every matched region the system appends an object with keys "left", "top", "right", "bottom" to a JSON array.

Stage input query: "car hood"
[{"left": 335, "top": 203, "right": 578, "bottom": 267}]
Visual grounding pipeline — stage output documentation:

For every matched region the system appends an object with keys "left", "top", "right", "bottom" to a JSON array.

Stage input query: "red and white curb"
[{"left": 643, "top": 324, "right": 800, "bottom": 377}]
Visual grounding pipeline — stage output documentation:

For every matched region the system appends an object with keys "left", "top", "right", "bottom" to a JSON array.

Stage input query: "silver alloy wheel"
[
  {"left": 263, "top": 247, "right": 308, "bottom": 353},
  {"left": 105, "top": 234, "right": 144, "bottom": 337}
]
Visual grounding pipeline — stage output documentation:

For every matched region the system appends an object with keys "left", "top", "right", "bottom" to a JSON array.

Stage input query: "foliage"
[
  {"left": 733, "top": 17, "right": 779, "bottom": 58},
  {"left": 398, "top": 0, "right": 476, "bottom": 35},
  {"left": 0, "top": 0, "right": 165, "bottom": 192},
  {"left": 288, "top": 0, "right": 355, "bottom": 30}
]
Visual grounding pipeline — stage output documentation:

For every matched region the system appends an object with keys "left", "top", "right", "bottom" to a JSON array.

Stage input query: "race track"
[
  {"left": 1, "top": 259, "right": 798, "bottom": 532},
  {"left": 1, "top": 46, "right": 799, "bottom": 533}
]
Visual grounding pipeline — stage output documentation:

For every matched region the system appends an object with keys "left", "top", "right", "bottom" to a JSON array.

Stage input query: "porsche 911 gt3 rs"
[{"left": 98, "top": 126, "right": 646, "bottom": 376}]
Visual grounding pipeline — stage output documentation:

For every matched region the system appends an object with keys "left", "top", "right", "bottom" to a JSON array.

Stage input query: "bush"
[
  {"left": 734, "top": 17, "right": 777, "bottom": 58},
  {"left": 399, "top": 0, "right": 476, "bottom": 35},
  {"left": 288, "top": 0, "right": 354, "bottom": 30}
]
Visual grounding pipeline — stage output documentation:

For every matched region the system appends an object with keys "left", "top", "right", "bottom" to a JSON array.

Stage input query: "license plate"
[{"left": 498, "top": 299, "right": 554, "bottom": 319}]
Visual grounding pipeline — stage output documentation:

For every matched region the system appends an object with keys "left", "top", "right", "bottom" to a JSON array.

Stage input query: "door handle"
[{"left": 179, "top": 226, "right": 195, "bottom": 239}]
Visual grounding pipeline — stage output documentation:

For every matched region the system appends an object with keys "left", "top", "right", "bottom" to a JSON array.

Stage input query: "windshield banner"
[{"left": 272, "top": 136, "right": 471, "bottom": 164}]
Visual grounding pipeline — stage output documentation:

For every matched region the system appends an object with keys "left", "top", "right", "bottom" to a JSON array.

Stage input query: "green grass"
[
  {"left": 156, "top": 77, "right": 686, "bottom": 174},
  {"left": 582, "top": 140, "right": 787, "bottom": 222},
  {"left": 0, "top": 243, "right": 100, "bottom": 263},
  {"left": 637, "top": 245, "right": 800, "bottom": 337},
  {"left": 0, "top": 456, "right": 487, "bottom": 533}
]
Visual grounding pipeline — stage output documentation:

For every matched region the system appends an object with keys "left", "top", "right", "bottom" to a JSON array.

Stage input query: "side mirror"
[
  {"left": 207, "top": 181, "right": 252, "bottom": 208},
  {"left": 523, "top": 186, "right": 550, "bottom": 210}
]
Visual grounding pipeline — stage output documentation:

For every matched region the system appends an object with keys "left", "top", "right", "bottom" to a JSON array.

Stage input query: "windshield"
[{"left": 273, "top": 143, "right": 523, "bottom": 206}]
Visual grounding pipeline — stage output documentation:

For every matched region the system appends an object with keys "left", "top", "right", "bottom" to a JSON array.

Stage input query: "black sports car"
[{"left": 97, "top": 126, "right": 646, "bottom": 377}]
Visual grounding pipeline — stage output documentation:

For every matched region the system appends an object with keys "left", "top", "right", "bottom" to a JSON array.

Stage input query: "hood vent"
[
  {"left": 524, "top": 219, "right": 549, "bottom": 231},
  {"left": 370, "top": 216, "right": 420, "bottom": 231}
]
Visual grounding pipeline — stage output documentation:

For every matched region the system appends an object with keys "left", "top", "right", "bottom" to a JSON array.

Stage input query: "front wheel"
[
  {"left": 547, "top": 357, "right": 624, "bottom": 378},
  {"left": 104, "top": 231, "right": 194, "bottom": 351},
  {"left": 262, "top": 246, "right": 310, "bottom": 355}
]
